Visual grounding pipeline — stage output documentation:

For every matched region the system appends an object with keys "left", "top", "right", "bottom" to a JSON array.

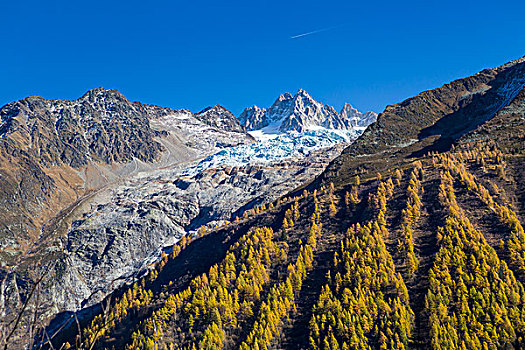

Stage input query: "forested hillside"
[
  {"left": 37, "top": 57, "right": 525, "bottom": 350},
  {"left": 49, "top": 136, "right": 525, "bottom": 350}
]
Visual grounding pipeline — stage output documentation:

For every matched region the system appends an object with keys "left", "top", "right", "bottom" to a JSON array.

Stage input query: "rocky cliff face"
[
  {"left": 0, "top": 89, "right": 255, "bottom": 263},
  {"left": 0, "top": 88, "right": 164, "bottom": 166},
  {"left": 238, "top": 89, "right": 377, "bottom": 133},
  {"left": 0, "top": 88, "right": 166, "bottom": 265},
  {"left": 238, "top": 105, "right": 267, "bottom": 130}
]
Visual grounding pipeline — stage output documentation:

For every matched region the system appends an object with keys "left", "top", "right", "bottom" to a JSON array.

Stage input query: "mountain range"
[
  {"left": 0, "top": 87, "right": 373, "bottom": 349},
  {"left": 238, "top": 88, "right": 377, "bottom": 133},
  {"left": 1, "top": 56, "right": 525, "bottom": 350}
]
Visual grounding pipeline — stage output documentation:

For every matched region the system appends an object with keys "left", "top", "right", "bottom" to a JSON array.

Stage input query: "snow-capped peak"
[
  {"left": 239, "top": 89, "right": 376, "bottom": 134},
  {"left": 278, "top": 92, "right": 294, "bottom": 101},
  {"left": 339, "top": 103, "right": 378, "bottom": 129},
  {"left": 296, "top": 88, "right": 311, "bottom": 98}
]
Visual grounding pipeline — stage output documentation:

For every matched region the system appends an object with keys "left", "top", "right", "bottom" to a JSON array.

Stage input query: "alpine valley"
[
  {"left": 0, "top": 87, "right": 375, "bottom": 349},
  {"left": 2, "top": 56, "right": 525, "bottom": 350}
]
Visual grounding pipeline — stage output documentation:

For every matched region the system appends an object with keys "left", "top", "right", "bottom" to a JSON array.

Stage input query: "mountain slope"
[
  {"left": 0, "top": 88, "right": 163, "bottom": 262},
  {"left": 0, "top": 88, "right": 254, "bottom": 266},
  {"left": 0, "top": 88, "right": 260, "bottom": 348},
  {"left": 45, "top": 56, "right": 525, "bottom": 350},
  {"left": 0, "top": 88, "right": 357, "bottom": 349},
  {"left": 59, "top": 141, "right": 525, "bottom": 350},
  {"left": 347, "top": 57, "right": 525, "bottom": 156},
  {"left": 321, "top": 56, "right": 525, "bottom": 186}
]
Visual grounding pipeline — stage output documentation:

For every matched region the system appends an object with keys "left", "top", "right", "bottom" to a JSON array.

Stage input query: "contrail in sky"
[{"left": 290, "top": 25, "right": 339, "bottom": 39}]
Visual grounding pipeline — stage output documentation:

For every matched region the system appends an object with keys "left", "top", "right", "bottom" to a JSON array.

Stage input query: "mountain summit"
[
  {"left": 339, "top": 102, "right": 378, "bottom": 128},
  {"left": 195, "top": 104, "right": 247, "bottom": 133},
  {"left": 239, "top": 89, "right": 377, "bottom": 133}
]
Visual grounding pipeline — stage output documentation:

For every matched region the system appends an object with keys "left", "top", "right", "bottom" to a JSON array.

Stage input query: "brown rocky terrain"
[
  {"left": 317, "top": 56, "right": 525, "bottom": 188},
  {"left": 0, "top": 88, "right": 163, "bottom": 266}
]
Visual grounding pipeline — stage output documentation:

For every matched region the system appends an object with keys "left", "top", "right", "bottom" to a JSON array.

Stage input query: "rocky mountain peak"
[
  {"left": 291, "top": 89, "right": 319, "bottom": 109},
  {"left": 0, "top": 88, "right": 165, "bottom": 168},
  {"left": 276, "top": 92, "right": 293, "bottom": 102},
  {"left": 238, "top": 105, "right": 267, "bottom": 131},
  {"left": 339, "top": 103, "right": 378, "bottom": 128},
  {"left": 195, "top": 104, "right": 246, "bottom": 133},
  {"left": 340, "top": 102, "right": 355, "bottom": 112},
  {"left": 197, "top": 104, "right": 227, "bottom": 115},
  {"left": 79, "top": 87, "right": 128, "bottom": 104},
  {"left": 295, "top": 88, "right": 312, "bottom": 99}
]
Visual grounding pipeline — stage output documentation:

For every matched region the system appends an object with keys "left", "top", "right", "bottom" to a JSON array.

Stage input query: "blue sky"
[{"left": 1, "top": 0, "right": 524, "bottom": 115}]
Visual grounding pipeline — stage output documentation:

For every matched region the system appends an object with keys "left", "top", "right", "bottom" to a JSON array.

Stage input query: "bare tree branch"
[
  {"left": 3, "top": 263, "right": 52, "bottom": 350},
  {"left": 44, "top": 328, "right": 56, "bottom": 350}
]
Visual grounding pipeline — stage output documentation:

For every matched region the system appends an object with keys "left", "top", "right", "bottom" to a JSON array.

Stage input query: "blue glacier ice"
[{"left": 182, "top": 128, "right": 362, "bottom": 175}]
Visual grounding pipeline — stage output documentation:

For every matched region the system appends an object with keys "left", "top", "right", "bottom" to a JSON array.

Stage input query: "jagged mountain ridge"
[
  {"left": 0, "top": 88, "right": 162, "bottom": 261},
  {"left": 0, "top": 88, "right": 164, "bottom": 167},
  {"left": 239, "top": 89, "right": 377, "bottom": 133}
]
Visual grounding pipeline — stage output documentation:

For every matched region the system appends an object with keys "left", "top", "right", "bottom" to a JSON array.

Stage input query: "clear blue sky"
[{"left": 1, "top": 0, "right": 524, "bottom": 115}]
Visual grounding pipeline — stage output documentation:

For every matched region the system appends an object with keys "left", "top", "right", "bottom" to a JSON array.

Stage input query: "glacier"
[{"left": 183, "top": 127, "right": 364, "bottom": 175}]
